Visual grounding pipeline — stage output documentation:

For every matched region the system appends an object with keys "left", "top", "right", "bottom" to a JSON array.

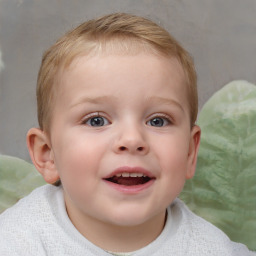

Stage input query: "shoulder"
[
  {"left": 0, "top": 185, "right": 63, "bottom": 254},
  {"left": 0, "top": 184, "right": 62, "bottom": 224},
  {"left": 168, "top": 199, "right": 252, "bottom": 255},
  {"left": 0, "top": 185, "right": 109, "bottom": 256}
]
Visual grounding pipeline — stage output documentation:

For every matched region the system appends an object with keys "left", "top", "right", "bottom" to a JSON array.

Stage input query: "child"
[{"left": 0, "top": 13, "right": 252, "bottom": 255}]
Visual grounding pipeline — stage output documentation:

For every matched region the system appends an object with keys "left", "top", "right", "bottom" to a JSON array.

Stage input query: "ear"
[
  {"left": 186, "top": 125, "right": 201, "bottom": 179},
  {"left": 27, "top": 128, "right": 60, "bottom": 184}
]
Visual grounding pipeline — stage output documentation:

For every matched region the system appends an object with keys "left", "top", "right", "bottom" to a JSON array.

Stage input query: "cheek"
[
  {"left": 156, "top": 133, "right": 189, "bottom": 157},
  {"left": 52, "top": 132, "right": 105, "bottom": 181},
  {"left": 54, "top": 141, "right": 102, "bottom": 203},
  {"left": 155, "top": 136, "right": 190, "bottom": 176}
]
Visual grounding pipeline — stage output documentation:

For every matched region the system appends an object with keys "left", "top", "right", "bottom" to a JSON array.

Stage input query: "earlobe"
[
  {"left": 186, "top": 125, "right": 201, "bottom": 179},
  {"left": 27, "top": 128, "right": 60, "bottom": 184}
]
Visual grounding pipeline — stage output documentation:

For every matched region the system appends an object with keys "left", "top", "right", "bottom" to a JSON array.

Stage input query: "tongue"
[{"left": 110, "top": 177, "right": 149, "bottom": 186}]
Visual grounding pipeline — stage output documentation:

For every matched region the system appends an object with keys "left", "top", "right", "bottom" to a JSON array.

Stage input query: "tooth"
[
  {"left": 117, "top": 172, "right": 146, "bottom": 178},
  {"left": 130, "top": 173, "right": 143, "bottom": 177}
]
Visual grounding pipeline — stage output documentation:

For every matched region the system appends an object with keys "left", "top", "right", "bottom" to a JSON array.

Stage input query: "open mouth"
[{"left": 104, "top": 173, "right": 153, "bottom": 186}]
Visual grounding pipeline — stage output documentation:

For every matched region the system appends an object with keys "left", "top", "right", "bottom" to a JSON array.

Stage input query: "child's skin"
[{"left": 27, "top": 52, "right": 201, "bottom": 252}]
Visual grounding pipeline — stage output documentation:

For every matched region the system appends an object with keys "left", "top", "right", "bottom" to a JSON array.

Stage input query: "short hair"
[{"left": 37, "top": 13, "right": 198, "bottom": 133}]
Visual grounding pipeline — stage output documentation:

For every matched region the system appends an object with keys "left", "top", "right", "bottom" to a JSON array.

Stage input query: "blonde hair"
[{"left": 37, "top": 13, "right": 198, "bottom": 133}]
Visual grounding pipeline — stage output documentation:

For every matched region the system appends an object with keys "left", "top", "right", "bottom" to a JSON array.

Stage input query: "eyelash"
[
  {"left": 146, "top": 113, "right": 173, "bottom": 127},
  {"left": 81, "top": 112, "right": 111, "bottom": 126},
  {"left": 81, "top": 112, "right": 173, "bottom": 127}
]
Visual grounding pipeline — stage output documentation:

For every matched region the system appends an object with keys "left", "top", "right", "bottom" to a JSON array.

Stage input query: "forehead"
[
  {"left": 54, "top": 53, "right": 189, "bottom": 116},
  {"left": 60, "top": 52, "right": 186, "bottom": 91},
  {"left": 58, "top": 36, "right": 175, "bottom": 72},
  {"left": 54, "top": 36, "right": 188, "bottom": 97}
]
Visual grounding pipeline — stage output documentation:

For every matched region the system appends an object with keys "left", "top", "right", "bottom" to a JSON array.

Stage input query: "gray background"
[{"left": 0, "top": 0, "right": 255, "bottom": 161}]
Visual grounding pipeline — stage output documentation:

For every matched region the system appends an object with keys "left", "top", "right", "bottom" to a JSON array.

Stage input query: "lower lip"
[{"left": 103, "top": 179, "right": 155, "bottom": 194}]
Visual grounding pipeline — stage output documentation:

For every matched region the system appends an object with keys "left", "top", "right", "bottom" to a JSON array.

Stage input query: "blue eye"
[
  {"left": 147, "top": 117, "right": 170, "bottom": 127},
  {"left": 86, "top": 116, "right": 109, "bottom": 127}
]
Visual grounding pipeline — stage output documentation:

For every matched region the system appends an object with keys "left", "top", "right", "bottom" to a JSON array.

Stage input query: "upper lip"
[{"left": 103, "top": 166, "right": 155, "bottom": 179}]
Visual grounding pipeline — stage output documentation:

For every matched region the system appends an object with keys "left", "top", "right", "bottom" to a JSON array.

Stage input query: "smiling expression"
[{"left": 47, "top": 52, "right": 200, "bottom": 231}]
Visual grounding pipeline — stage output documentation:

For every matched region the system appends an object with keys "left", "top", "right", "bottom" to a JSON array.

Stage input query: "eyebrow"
[
  {"left": 70, "top": 95, "right": 118, "bottom": 108},
  {"left": 145, "top": 96, "right": 185, "bottom": 112},
  {"left": 71, "top": 95, "right": 185, "bottom": 112}
]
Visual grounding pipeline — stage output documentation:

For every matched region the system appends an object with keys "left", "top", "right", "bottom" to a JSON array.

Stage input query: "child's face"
[{"left": 48, "top": 52, "right": 200, "bottom": 228}]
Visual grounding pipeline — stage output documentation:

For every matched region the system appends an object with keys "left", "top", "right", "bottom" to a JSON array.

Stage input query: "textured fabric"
[
  {"left": 108, "top": 252, "right": 134, "bottom": 256},
  {"left": 0, "top": 185, "right": 253, "bottom": 256}
]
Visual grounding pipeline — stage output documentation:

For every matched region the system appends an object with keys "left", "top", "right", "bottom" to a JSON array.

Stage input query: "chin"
[{"left": 103, "top": 208, "right": 159, "bottom": 228}]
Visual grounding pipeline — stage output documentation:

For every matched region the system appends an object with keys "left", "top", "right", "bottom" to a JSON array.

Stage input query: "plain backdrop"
[{"left": 0, "top": 0, "right": 255, "bottom": 161}]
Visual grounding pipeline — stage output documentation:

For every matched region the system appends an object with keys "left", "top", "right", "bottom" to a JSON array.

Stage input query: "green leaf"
[
  {"left": 180, "top": 80, "right": 256, "bottom": 251},
  {"left": 0, "top": 155, "right": 46, "bottom": 213}
]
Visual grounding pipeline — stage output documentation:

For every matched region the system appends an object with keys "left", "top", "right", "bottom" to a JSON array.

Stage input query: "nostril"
[{"left": 117, "top": 145, "right": 147, "bottom": 153}]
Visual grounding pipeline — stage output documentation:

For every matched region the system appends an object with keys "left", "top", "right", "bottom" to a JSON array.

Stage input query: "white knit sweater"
[{"left": 0, "top": 185, "right": 253, "bottom": 255}]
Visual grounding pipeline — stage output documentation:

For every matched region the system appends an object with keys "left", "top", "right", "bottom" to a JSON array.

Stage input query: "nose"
[{"left": 113, "top": 124, "right": 149, "bottom": 155}]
